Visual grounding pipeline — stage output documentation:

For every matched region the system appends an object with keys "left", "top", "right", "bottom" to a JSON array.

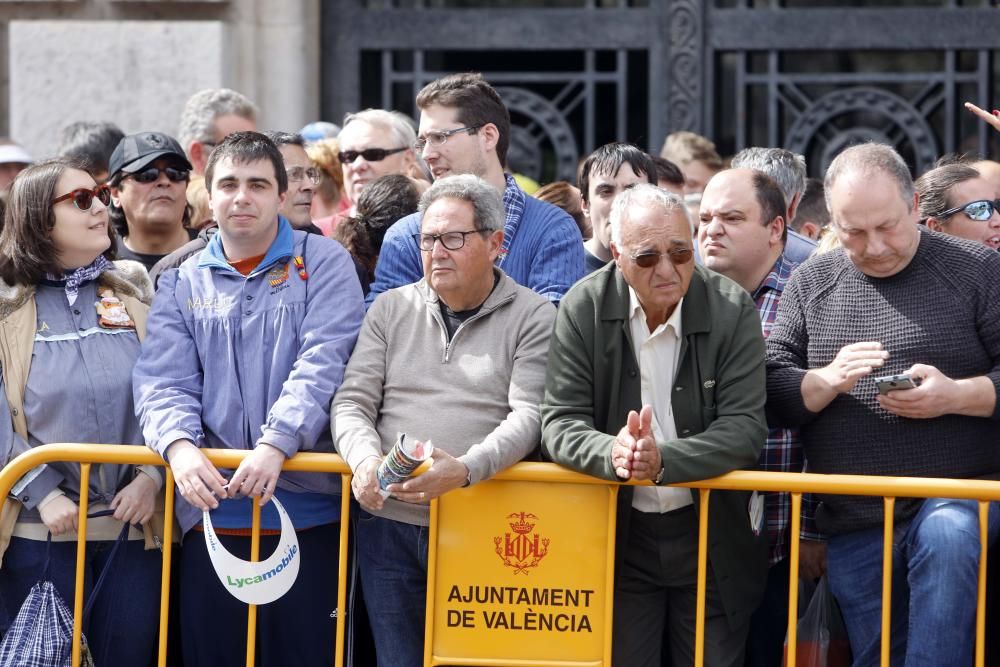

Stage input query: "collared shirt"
[
  {"left": 626, "top": 288, "right": 693, "bottom": 513},
  {"left": 496, "top": 173, "right": 526, "bottom": 269},
  {"left": 753, "top": 251, "right": 822, "bottom": 564}
]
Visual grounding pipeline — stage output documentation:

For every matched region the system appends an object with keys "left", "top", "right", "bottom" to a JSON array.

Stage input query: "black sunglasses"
[
  {"left": 938, "top": 198, "right": 1000, "bottom": 222},
  {"left": 630, "top": 247, "right": 694, "bottom": 268},
  {"left": 337, "top": 147, "right": 408, "bottom": 164},
  {"left": 128, "top": 165, "right": 190, "bottom": 184},
  {"left": 52, "top": 185, "right": 112, "bottom": 211}
]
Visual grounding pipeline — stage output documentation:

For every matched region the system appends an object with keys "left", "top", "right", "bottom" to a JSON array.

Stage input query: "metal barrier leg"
[
  {"left": 977, "top": 501, "right": 989, "bottom": 667},
  {"left": 786, "top": 493, "right": 802, "bottom": 667},
  {"left": 158, "top": 470, "right": 176, "bottom": 667},
  {"left": 246, "top": 501, "right": 262, "bottom": 667},
  {"left": 424, "top": 497, "right": 440, "bottom": 667},
  {"left": 335, "top": 476, "right": 351, "bottom": 667},
  {"left": 881, "top": 497, "right": 895, "bottom": 667},
  {"left": 72, "top": 464, "right": 91, "bottom": 667},
  {"left": 694, "top": 489, "right": 711, "bottom": 667}
]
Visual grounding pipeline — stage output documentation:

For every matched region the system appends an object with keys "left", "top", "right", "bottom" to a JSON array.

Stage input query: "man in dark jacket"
[{"left": 541, "top": 183, "right": 768, "bottom": 666}]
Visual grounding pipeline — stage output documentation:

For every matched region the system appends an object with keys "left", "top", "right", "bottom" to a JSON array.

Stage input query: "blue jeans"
[
  {"left": 0, "top": 535, "right": 161, "bottom": 666},
  {"left": 826, "top": 497, "right": 1000, "bottom": 667},
  {"left": 355, "top": 510, "right": 428, "bottom": 667}
]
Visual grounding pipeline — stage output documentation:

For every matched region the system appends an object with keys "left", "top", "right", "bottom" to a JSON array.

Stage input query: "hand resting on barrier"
[
  {"left": 388, "top": 448, "right": 469, "bottom": 504},
  {"left": 227, "top": 442, "right": 285, "bottom": 506},
  {"left": 351, "top": 456, "right": 384, "bottom": 512},
  {"left": 165, "top": 439, "right": 228, "bottom": 511}
]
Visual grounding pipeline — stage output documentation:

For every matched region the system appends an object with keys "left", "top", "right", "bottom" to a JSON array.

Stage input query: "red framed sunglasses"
[{"left": 52, "top": 184, "right": 112, "bottom": 211}]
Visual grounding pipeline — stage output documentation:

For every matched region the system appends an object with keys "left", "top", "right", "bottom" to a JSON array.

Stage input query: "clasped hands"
[{"left": 612, "top": 405, "right": 662, "bottom": 482}]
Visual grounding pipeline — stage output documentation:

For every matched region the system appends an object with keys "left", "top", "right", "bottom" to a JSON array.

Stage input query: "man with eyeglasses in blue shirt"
[
  {"left": 108, "top": 131, "right": 197, "bottom": 272},
  {"left": 366, "top": 72, "right": 585, "bottom": 307}
]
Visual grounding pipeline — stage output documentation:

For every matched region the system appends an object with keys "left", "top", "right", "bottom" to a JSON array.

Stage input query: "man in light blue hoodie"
[{"left": 133, "top": 131, "right": 365, "bottom": 667}]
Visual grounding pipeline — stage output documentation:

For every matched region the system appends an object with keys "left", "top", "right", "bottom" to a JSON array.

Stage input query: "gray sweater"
[
  {"left": 766, "top": 229, "right": 1000, "bottom": 535},
  {"left": 332, "top": 270, "right": 556, "bottom": 526}
]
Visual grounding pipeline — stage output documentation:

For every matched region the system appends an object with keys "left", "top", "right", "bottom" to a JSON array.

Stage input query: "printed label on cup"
[
  {"left": 202, "top": 496, "right": 300, "bottom": 605},
  {"left": 377, "top": 433, "right": 433, "bottom": 498}
]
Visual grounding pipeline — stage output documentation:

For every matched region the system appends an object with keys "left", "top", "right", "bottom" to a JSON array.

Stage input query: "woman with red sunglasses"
[{"left": 0, "top": 158, "right": 163, "bottom": 665}]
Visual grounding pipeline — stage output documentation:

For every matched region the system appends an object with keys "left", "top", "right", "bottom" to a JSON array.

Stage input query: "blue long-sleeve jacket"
[
  {"left": 133, "top": 218, "right": 365, "bottom": 533},
  {"left": 365, "top": 187, "right": 585, "bottom": 308}
]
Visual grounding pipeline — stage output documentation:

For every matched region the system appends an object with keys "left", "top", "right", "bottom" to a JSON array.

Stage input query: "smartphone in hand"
[{"left": 875, "top": 373, "right": 921, "bottom": 395}]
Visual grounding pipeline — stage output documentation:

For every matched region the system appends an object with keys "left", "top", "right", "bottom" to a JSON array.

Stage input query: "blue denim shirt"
[{"left": 134, "top": 217, "right": 365, "bottom": 533}]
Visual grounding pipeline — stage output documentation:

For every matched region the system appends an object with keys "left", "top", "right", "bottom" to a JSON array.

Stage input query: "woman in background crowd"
[{"left": 333, "top": 174, "right": 420, "bottom": 295}]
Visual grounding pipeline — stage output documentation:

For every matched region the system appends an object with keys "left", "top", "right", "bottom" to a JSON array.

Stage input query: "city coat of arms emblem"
[{"left": 494, "top": 512, "right": 549, "bottom": 574}]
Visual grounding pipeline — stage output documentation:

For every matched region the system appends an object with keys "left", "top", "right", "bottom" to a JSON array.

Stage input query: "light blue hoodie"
[{"left": 133, "top": 217, "right": 364, "bottom": 533}]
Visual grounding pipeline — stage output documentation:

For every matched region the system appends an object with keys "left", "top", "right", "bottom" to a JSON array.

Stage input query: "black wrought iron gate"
[{"left": 322, "top": 0, "right": 1000, "bottom": 182}]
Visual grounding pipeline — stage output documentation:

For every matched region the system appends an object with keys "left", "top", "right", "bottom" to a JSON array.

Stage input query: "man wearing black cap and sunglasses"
[{"left": 108, "top": 131, "right": 195, "bottom": 273}]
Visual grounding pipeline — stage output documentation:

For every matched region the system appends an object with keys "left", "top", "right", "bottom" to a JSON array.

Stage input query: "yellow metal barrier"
[{"left": 0, "top": 444, "right": 997, "bottom": 667}]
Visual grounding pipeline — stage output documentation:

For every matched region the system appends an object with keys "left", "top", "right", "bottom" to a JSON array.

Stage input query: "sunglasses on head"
[
  {"left": 337, "top": 147, "right": 408, "bottom": 164},
  {"left": 128, "top": 165, "right": 190, "bottom": 184},
  {"left": 630, "top": 247, "right": 694, "bottom": 268},
  {"left": 938, "top": 198, "right": 1000, "bottom": 223},
  {"left": 52, "top": 184, "right": 112, "bottom": 211}
]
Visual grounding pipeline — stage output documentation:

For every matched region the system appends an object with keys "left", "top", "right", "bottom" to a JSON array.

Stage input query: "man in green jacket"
[{"left": 541, "top": 183, "right": 768, "bottom": 666}]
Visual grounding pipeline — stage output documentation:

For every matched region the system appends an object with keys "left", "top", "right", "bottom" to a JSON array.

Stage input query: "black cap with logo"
[{"left": 109, "top": 131, "right": 192, "bottom": 178}]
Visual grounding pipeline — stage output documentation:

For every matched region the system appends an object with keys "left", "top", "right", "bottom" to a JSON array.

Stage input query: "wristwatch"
[{"left": 653, "top": 465, "right": 665, "bottom": 485}]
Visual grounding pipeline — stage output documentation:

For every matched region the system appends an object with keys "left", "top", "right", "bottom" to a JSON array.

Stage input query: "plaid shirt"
[
  {"left": 753, "top": 252, "right": 824, "bottom": 565},
  {"left": 496, "top": 173, "right": 526, "bottom": 269}
]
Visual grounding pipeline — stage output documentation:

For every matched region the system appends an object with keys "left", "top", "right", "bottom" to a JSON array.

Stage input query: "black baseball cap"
[{"left": 109, "top": 131, "right": 192, "bottom": 178}]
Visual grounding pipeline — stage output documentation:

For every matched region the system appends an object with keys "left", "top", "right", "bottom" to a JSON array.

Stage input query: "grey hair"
[
  {"left": 731, "top": 147, "right": 807, "bottom": 208},
  {"left": 178, "top": 88, "right": 258, "bottom": 149},
  {"left": 609, "top": 183, "right": 689, "bottom": 247},
  {"left": 342, "top": 109, "right": 417, "bottom": 151},
  {"left": 418, "top": 174, "right": 504, "bottom": 233},
  {"left": 915, "top": 163, "right": 981, "bottom": 222},
  {"left": 824, "top": 143, "right": 915, "bottom": 213}
]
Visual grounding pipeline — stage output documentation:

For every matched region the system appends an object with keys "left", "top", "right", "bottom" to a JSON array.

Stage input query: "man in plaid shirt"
[{"left": 698, "top": 167, "right": 824, "bottom": 667}]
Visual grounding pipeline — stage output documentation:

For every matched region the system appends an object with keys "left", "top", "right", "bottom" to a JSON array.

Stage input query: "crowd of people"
[{"left": 0, "top": 71, "right": 997, "bottom": 667}]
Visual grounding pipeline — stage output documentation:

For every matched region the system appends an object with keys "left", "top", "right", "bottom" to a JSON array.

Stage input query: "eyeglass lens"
[
  {"left": 287, "top": 167, "right": 321, "bottom": 184},
  {"left": 633, "top": 248, "right": 694, "bottom": 268},
  {"left": 72, "top": 187, "right": 112, "bottom": 210},
  {"left": 962, "top": 200, "right": 998, "bottom": 221},
  {"left": 413, "top": 231, "right": 477, "bottom": 251},
  {"left": 131, "top": 166, "right": 189, "bottom": 184}
]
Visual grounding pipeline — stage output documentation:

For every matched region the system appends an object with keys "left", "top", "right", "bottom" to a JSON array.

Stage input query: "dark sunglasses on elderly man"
[
  {"left": 128, "top": 165, "right": 190, "bottom": 184},
  {"left": 51, "top": 184, "right": 112, "bottom": 211},
  {"left": 630, "top": 247, "right": 694, "bottom": 268},
  {"left": 937, "top": 198, "right": 1000, "bottom": 223}
]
